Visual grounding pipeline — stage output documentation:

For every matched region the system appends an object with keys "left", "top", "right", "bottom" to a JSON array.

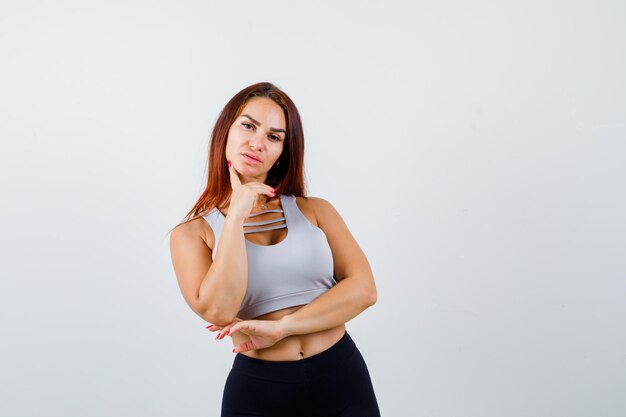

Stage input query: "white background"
[{"left": 1, "top": 1, "right": 625, "bottom": 416}]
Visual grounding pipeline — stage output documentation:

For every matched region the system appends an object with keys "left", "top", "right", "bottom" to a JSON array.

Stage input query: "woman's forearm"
[
  {"left": 198, "top": 215, "right": 248, "bottom": 325},
  {"left": 278, "top": 273, "right": 377, "bottom": 337}
]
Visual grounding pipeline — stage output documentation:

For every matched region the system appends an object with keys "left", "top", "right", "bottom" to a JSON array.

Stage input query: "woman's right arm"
[
  {"left": 170, "top": 215, "right": 248, "bottom": 326},
  {"left": 170, "top": 160, "right": 275, "bottom": 326}
]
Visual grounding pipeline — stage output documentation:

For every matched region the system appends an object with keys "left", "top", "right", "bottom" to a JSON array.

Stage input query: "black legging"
[{"left": 221, "top": 331, "right": 381, "bottom": 417}]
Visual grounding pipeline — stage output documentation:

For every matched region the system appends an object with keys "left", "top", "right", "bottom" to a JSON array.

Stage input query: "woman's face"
[{"left": 225, "top": 97, "right": 286, "bottom": 185}]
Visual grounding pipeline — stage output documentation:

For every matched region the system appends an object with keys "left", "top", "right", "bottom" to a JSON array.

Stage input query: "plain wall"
[{"left": 0, "top": 1, "right": 624, "bottom": 416}]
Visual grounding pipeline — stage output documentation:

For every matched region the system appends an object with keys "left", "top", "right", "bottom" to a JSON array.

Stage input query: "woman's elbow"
[
  {"left": 362, "top": 278, "right": 378, "bottom": 307},
  {"left": 365, "top": 288, "right": 377, "bottom": 307},
  {"left": 201, "top": 306, "right": 238, "bottom": 326}
]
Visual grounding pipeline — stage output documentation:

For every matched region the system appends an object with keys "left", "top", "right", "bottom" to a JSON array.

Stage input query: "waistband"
[{"left": 231, "top": 331, "right": 356, "bottom": 382}]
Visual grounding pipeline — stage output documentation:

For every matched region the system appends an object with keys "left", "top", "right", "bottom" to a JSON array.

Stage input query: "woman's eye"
[{"left": 242, "top": 122, "right": 280, "bottom": 141}]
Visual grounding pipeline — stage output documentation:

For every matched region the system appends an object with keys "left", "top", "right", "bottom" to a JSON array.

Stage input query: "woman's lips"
[{"left": 242, "top": 153, "right": 262, "bottom": 164}]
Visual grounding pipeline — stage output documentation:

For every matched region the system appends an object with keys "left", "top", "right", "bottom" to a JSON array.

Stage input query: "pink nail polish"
[
  {"left": 228, "top": 160, "right": 231, "bottom": 168},
  {"left": 232, "top": 348, "right": 236, "bottom": 353},
  {"left": 206, "top": 325, "right": 213, "bottom": 329}
]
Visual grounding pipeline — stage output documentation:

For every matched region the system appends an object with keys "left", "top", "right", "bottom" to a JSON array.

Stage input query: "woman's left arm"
[
  {"left": 224, "top": 197, "right": 377, "bottom": 349},
  {"left": 280, "top": 196, "right": 377, "bottom": 335}
]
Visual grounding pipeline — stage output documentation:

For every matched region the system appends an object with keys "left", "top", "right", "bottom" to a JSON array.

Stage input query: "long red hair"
[{"left": 170, "top": 82, "right": 307, "bottom": 233}]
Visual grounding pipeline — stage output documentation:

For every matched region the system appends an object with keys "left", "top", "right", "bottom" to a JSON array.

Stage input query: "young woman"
[{"left": 169, "top": 82, "right": 381, "bottom": 416}]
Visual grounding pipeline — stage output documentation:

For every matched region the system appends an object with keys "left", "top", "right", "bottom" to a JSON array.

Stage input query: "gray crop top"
[{"left": 202, "top": 194, "right": 337, "bottom": 319}]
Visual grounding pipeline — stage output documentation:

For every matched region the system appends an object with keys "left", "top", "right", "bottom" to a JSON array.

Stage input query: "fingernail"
[
  {"left": 216, "top": 333, "right": 221, "bottom": 339},
  {"left": 225, "top": 330, "right": 230, "bottom": 336},
  {"left": 206, "top": 325, "right": 213, "bottom": 329},
  {"left": 227, "top": 160, "right": 231, "bottom": 168},
  {"left": 232, "top": 348, "right": 236, "bottom": 353}
]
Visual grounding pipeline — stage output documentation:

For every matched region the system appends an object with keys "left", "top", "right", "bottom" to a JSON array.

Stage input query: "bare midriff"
[{"left": 232, "top": 306, "right": 346, "bottom": 361}]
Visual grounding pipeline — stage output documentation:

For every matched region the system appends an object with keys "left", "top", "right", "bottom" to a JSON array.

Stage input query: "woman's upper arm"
[
  {"left": 313, "top": 198, "right": 375, "bottom": 290},
  {"left": 169, "top": 221, "right": 213, "bottom": 319}
]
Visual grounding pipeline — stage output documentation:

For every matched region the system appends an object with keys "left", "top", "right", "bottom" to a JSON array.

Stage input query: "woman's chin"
[{"left": 237, "top": 166, "right": 269, "bottom": 181}]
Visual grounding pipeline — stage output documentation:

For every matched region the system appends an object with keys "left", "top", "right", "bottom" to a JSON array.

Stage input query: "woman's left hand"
[{"left": 227, "top": 320, "right": 288, "bottom": 353}]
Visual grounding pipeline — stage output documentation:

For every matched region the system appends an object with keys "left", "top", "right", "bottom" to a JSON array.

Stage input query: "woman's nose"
[{"left": 248, "top": 134, "right": 264, "bottom": 149}]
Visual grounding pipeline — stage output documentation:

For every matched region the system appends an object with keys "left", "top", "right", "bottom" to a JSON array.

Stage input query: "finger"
[
  {"left": 253, "top": 186, "right": 277, "bottom": 201},
  {"left": 228, "top": 160, "right": 241, "bottom": 189},
  {"left": 227, "top": 323, "right": 242, "bottom": 336},
  {"left": 216, "top": 321, "right": 239, "bottom": 340},
  {"left": 266, "top": 186, "right": 277, "bottom": 198},
  {"left": 233, "top": 340, "right": 257, "bottom": 353},
  {"left": 205, "top": 324, "right": 223, "bottom": 332},
  {"left": 228, "top": 321, "right": 253, "bottom": 336},
  {"left": 244, "top": 182, "right": 275, "bottom": 195}
]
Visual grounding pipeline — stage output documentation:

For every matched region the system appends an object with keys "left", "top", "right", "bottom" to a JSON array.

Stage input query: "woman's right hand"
[{"left": 226, "top": 159, "right": 276, "bottom": 221}]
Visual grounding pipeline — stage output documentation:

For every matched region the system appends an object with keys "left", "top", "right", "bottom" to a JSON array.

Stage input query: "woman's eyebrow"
[{"left": 241, "top": 114, "right": 286, "bottom": 134}]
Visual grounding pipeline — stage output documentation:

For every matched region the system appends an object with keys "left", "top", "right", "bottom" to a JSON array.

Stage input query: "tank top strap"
[{"left": 280, "top": 194, "right": 309, "bottom": 227}]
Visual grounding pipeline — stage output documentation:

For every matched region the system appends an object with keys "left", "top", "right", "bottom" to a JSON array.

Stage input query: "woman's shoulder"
[
  {"left": 294, "top": 195, "right": 336, "bottom": 210},
  {"left": 293, "top": 195, "right": 338, "bottom": 228},
  {"left": 171, "top": 212, "right": 217, "bottom": 251}
]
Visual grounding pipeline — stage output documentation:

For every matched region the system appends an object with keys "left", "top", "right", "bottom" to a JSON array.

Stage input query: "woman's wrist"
[
  {"left": 223, "top": 214, "right": 245, "bottom": 227},
  {"left": 277, "top": 314, "right": 297, "bottom": 338}
]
